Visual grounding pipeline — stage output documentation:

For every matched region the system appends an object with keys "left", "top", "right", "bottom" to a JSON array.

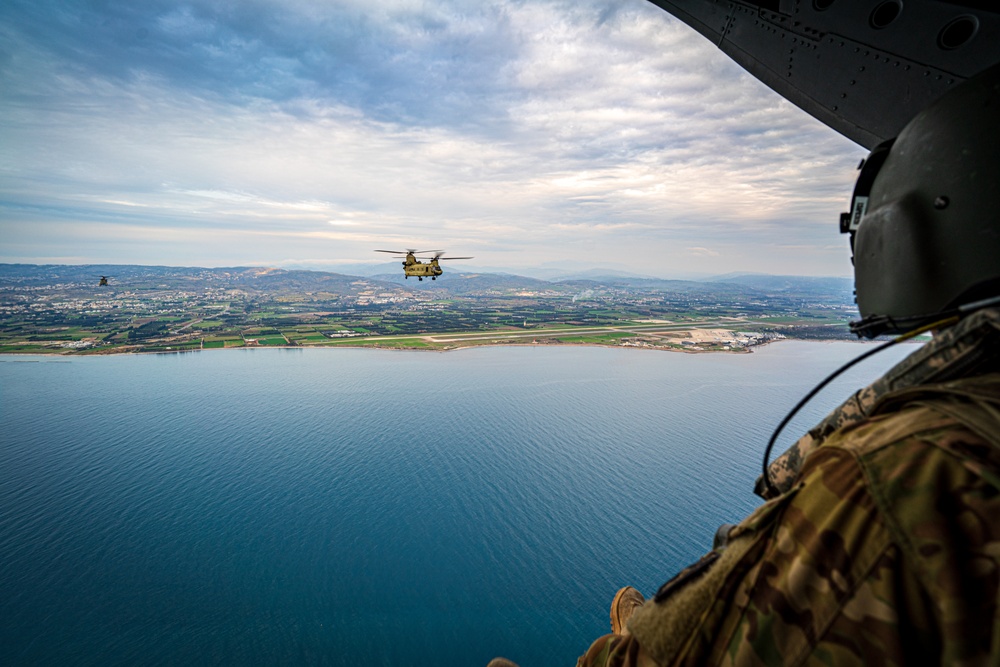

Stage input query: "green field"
[
  {"left": 138, "top": 342, "right": 201, "bottom": 352},
  {"left": 9, "top": 329, "right": 104, "bottom": 342},
  {"left": 287, "top": 333, "right": 329, "bottom": 342},
  {"left": 549, "top": 332, "right": 632, "bottom": 345},
  {"left": 0, "top": 344, "right": 57, "bottom": 353},
  {"left": 255, "top": 336, "right": 289, "bottom": 346},
  {"left": 381, "top": 338, "right": 433, "bottom": 348}
]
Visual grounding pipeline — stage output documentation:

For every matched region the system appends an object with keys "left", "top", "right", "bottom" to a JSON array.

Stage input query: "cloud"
[
  {"left": 0, "top": 0, "right": 865, "bottom": 276},
  {"left": 686, "top": 247, "right": 720, "bottom": 258}
]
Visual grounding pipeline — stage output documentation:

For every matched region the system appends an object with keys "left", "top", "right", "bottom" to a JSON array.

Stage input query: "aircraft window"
[
  {"left": 813, "top": 0, "right": 835, "bottom": 10},
  {"left": 938, "top": 16, "right": 979, "bottom": 49},
  {"left": 869, "top": 0, "right": 903, "bottom": 29}
]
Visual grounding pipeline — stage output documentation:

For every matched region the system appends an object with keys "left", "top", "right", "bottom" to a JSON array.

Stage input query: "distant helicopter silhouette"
[
  {"left": 97, "top": 276, "right": 110, "bottom": 286},
  {"left": 375, "top": 249, "right": 472, "bottom": 281}
]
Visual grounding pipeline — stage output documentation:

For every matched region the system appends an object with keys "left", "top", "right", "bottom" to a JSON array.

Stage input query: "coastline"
[
  {"left": 1, "top": 322, "right": 819, "bottom": 356},
  {"left": 0, "top": 333, "right": 874, "bottom": 358}
]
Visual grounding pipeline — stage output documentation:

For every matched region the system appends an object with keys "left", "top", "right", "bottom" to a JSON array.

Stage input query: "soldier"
[{"left": 490, "top": 63, "right": 1000, "bottom": 667}]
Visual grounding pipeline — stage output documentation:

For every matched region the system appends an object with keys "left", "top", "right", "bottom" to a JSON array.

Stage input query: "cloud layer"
[{"left": 0, "top": 0, "right": 865, "bottom": 276}]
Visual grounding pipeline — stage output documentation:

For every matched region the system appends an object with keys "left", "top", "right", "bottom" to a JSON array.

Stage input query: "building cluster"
[{"left": 0, "top": 268, "right": 855, "bottom": 354}]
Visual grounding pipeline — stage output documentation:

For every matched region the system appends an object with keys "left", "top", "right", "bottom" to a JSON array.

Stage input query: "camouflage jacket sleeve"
[{"left": 578, "top": 394, "right": 1000, "bottom": 666}]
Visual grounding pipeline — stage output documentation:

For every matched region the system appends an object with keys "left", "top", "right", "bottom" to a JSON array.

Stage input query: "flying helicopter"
[
  {"left": 375, "top": 249, "right": 473, "bottom": 281},
  {"left": 97, "top": 276, "right": 110, "bottom": 286}
]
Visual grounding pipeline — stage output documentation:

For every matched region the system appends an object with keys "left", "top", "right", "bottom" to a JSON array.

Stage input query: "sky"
[{"left": 0, "top": 0, "right": 868, "bottom": 279}]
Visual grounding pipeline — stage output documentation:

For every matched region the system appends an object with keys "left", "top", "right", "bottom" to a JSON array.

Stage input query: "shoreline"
[
  {"left": 0, "top": 335, "right": 910, "bottom": 359},
  {"left": 1, "top": 323, "right": 808, "bottom": 356}
]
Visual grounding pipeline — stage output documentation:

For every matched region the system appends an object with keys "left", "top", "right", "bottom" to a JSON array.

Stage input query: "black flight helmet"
[{"left": 842, "top": 63, "right": 1000, "bottom": 338}]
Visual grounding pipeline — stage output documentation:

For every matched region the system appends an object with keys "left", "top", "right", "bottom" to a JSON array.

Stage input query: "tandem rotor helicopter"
[{"left": 375, "top": 249, "right": 472, "bottom": 281}]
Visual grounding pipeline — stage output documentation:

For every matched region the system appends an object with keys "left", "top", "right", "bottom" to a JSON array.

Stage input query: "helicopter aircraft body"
[
  {"left": 643, "top": 0, "right": 999, "bottom": 150},
  {"left": 375, "top": 250, "right": 472, "bottom": 281}
]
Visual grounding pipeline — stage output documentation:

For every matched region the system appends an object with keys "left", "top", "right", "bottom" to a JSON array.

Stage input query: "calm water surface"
[{"left": 0, "top": 342, "right": 917, "bottom": 666}]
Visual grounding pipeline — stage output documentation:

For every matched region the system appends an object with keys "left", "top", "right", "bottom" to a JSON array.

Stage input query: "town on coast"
[{"left": 1, "top": 264, "right": 864, "bottom": 356}]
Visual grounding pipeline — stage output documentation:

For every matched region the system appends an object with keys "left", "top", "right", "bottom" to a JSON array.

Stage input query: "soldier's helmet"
[{"left": 844, "top": 62, "right": 1000, "bottom": 338}]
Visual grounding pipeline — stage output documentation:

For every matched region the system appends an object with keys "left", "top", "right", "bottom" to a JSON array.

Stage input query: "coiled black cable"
[{"left": 760, "top": 315, "right": 958, "bottom": 498}]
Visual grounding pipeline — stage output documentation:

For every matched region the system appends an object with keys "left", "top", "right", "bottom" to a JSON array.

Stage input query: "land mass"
[{"left": 0, "top": 264, "right": 865, "bottom": 355}]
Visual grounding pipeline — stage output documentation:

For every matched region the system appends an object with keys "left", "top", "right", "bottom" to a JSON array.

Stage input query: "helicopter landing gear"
[
  {"left": 432, "top": 276, "right": 436, "bottom": 280},
  {"left": 418, "top": 277, "right": 423, "bottom": 281}
]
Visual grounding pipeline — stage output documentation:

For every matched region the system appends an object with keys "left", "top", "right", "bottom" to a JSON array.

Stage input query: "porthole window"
[
  {"left": 938, "top": 16, "right": 978, "bottom": 50},
  {"left": 869, "top": 0, "right": 902, "bottom": 29}
]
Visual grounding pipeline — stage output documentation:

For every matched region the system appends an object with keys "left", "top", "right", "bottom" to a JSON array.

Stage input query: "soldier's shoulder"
[
  {"left": 822, "top": 390, "right": 993, "bottom": 462},
  {"left": 826, "top": 406, "right": 932, "bottom": 448}
]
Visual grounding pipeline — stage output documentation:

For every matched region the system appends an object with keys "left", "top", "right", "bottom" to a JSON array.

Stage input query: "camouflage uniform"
[{"left": 578, "top": 308, "right": 1000, "bottom": 667}]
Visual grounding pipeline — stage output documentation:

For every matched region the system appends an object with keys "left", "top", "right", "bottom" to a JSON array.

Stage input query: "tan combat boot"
[{"left": 610, "top": 586, "right": 645, "bottom": 636}]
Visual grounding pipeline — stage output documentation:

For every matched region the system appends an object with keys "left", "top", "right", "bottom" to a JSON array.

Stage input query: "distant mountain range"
[
  {"left": 287, "top": 261, "right": 851, "bottom": 285},
  {"left": 0, "top": 263, "right": 855, "bottom": 301},
  {"left": 706, "top": 272, "right": 853, "bottom": 293}
]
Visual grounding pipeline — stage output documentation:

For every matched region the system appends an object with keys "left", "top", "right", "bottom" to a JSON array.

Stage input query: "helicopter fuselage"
[
  {"left": 401, "top": 254, "right": 442, "bottom": 280},
  {"left": 376, "top": 249, "right": 470, "bottom": 280}
]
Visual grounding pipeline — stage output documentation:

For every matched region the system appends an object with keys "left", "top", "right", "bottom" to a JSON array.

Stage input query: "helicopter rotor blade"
[
  {"left": 375, "top": 249, "right": 444, "bottom": 255},
  {"left": 436, "top": 256, "right": 473, "bottom": 260}
]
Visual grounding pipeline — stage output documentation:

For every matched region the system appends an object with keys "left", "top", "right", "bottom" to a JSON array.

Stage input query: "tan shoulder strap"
[{"left": 872, "top": 374, "right": 1000, "bottom": 453}]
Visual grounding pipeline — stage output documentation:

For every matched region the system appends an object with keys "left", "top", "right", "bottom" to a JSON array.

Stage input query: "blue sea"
[{"left": 0, "top": 341, "right": 916, "bottom": 666}]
